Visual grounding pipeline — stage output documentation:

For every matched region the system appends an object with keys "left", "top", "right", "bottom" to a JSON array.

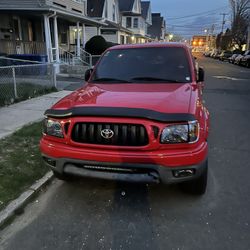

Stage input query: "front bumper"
[
  {"left": 40, "top": 127, "right": 208, "bottom": 183},
  {"left": 42, "top": 154, "right": 207, "bottom": 185}
]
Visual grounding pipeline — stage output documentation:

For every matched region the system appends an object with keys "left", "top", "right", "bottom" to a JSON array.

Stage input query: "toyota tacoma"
[{"left": 40, "top": 43, "right": 210, "bottom": 195}]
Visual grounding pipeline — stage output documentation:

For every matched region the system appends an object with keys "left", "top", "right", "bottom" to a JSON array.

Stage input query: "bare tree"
[{"left": 229, "top": 0, "right": 250, "bottom": 50}]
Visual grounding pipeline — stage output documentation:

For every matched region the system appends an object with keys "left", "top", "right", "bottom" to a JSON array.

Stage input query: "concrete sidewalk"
[{"left": 0, "top": 90, "right": 72, "bottom": 139}]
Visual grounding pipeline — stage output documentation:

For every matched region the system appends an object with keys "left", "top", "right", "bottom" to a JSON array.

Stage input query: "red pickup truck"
[{"left": 40, "top": 43, "right": 209, "bottom": 195}]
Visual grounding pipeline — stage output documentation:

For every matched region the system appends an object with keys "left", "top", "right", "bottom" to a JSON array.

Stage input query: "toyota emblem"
[{"left": 101, "top": 129, "right": 114, "bottom": 139}]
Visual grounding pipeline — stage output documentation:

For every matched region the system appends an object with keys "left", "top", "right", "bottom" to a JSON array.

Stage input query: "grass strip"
[{"left": 0, "top": 122, "right": 48, "bottom": 211}]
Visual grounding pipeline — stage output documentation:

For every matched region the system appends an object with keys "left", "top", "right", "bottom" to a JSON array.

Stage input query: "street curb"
[{"left": 0, "top": 171, "right": 54, "bottom": 229}]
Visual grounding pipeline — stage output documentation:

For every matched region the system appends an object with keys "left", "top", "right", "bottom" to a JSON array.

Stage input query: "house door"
[{"left": 120, "top": 35, "right": 125, "bottom": 44}]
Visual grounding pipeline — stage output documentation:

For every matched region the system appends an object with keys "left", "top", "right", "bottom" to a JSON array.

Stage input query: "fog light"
[{"left": 173, "top": 169, "right": 195, "bottom": 178}]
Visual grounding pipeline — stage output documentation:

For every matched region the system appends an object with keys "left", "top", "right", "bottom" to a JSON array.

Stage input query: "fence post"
[
  {"left": 90, "top": 55, "right": 93, "bottom": 67},
  {"left": 52, "top": 64, "right": 57, "bottom": 89},
  {"left": 12, "top": 67, "right": 18, "bottom": 98}
]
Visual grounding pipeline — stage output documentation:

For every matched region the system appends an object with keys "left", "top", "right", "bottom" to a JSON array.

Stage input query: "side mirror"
[
  {"left": 197, "top": 67, "right": 205, "bottom": 82},
  {"left": 85, "top": 68, "right": 93, "bottom": 82}
]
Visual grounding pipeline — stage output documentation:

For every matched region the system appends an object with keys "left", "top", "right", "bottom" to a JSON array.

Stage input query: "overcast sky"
[{"left": 151, "top": 0, "right": 231, "bottom": 38}]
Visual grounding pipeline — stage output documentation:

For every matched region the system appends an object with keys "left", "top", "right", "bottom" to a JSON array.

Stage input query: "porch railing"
[
  {"left": 57, "top": 47, "right": 86, "bottom": 66},
  {"left": 58, "top": 47, "right": 76, "bottom": 65},
  {"left": 79, "top": 48, "right": 93, "bottom": 67},
  {"left": 56, "top": 47, "right": 97, "bottom": 67},
  {"left": 0, "top": 40, "right": 46, "bottom": 55}
]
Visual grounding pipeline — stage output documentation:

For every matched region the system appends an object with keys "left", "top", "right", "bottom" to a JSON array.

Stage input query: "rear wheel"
[{"left": 180, "top": 161, "right": 208, "bottom": 195}]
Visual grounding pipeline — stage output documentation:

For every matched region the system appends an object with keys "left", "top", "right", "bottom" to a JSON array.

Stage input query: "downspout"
[{"left": 47, "top": 11, "right": 57, "bottom": 19}]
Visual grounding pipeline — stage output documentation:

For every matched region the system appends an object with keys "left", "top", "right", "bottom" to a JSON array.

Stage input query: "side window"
[
  {"left": 133, "top": 18, "right": 138, "bottom": 28},
  {"left": 126, "top": 17, "right": 132, "bottom": 28}
]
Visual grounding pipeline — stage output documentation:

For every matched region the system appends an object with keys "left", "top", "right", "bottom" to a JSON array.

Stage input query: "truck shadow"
[{"left": 62, "top": 177, "right": 196, "bottom": 250}]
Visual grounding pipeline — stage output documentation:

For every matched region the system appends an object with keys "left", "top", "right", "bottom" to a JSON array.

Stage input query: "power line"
[
  {"left": 166, "top": 15, "right": 230, "bottom": 26},
  {"left": 167, "top": 16, "right": 220, "bottom": 24},
  {"left": 165, "top": 5, "right": 229, "bottom": 20},
  {"left": 168, "top": 21, "right": 230, "bottom": 28}
]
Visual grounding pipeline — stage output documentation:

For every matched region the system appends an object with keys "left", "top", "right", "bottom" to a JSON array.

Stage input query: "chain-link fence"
[{"left": 0, "top": 59, "right": 57, "bottom": 107}]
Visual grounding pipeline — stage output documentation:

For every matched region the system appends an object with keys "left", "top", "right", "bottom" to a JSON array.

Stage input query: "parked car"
[
  {"left": 209, "top": 49, "right": 219, "bottom": 58},
  {"left": 204, "top": 51, "right": 212, "bottom": 57},
  {"left": 211, "top": 50, "right": 221, "bottom": 59},
  {"left": 234, "top": 54, "right": 244, "bottom": 65},
  {"left": 40, "top": 43, "right": 210, "bottom": 195},
  {"left": 218, "top": 51, "right": 233, "bottom": 61},
  {"left": 228, "top": 54, "right": 240, "bottom": 64},
  {"left": 240, "top": 50, "right": 250, "bottom": 68}
]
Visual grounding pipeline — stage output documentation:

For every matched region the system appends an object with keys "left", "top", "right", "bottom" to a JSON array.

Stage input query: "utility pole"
[
  {"left": 219, "top": 13, "right": 228, "bottom": 50},
  {"left": 220, "top": 13, "right": 228, "bottom": 33}
]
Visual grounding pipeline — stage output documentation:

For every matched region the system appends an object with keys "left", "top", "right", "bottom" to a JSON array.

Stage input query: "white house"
[
  {"left": 86, "top": 0, "right": 132, "bottom": 44},
  {"left": 119, "top": 0, "right": 151, "bottom": 43},
  {"left": 0, "top": 0, "right": 104, "bottom": 63}
]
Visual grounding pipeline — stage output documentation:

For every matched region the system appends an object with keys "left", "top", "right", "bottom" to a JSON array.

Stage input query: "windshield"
[{"left": 90, "top": 47, "right": 192, "bottom": 83}]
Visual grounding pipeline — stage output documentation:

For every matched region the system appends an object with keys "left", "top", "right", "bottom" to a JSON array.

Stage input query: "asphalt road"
[{"left": 1, "top": 56, "right": 250, "bottom": 250}]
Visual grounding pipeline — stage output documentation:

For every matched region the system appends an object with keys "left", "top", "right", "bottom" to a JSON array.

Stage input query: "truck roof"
[{"left": 109, "top": 42, "right": 190, "bottom": 50}]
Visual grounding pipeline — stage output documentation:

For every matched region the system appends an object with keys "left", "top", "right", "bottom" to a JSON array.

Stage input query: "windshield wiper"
[
  {"left": 91, "top": 77, "right": 131, "bottom": 83},
  {"left": 130, "top": 77, "right": 183, "bottom": 83}
]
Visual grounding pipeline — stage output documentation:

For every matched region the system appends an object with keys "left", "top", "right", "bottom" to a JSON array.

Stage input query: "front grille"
[{"left": 71, "top": 123, "right": 149, "bottom": 146}]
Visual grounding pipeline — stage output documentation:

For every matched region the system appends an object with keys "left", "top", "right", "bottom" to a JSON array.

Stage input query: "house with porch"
[
  {"left": 118, "top": 0, "right": 151, "bottom": 43},
  {"left": 0, "top": 0, "right": 105, "bottom": 65},
  {"left": 86, "top": 0, "right": 132, "bottom": 44}
]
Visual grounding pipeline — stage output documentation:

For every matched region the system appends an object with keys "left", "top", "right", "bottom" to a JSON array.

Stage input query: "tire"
[{"left": 180, "top": 161, "right": 208, "bottom": 195}]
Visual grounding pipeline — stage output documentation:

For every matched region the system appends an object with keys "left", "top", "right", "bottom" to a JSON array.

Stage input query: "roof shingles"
[
  {"left": 141, "top": 1, "right": 150, "bottom": 20},
  {"left": 118, "top": 0, "right": 135, "bottom": 12}
]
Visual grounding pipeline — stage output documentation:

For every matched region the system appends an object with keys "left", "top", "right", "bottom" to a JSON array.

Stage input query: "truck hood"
[{"left": 52, "top": 83, "right": 192, "bottom": 114}]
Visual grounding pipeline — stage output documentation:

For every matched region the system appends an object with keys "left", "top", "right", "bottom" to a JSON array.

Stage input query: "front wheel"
[{"left": 180, "top": 161, "right": 208, "bottom": 195}]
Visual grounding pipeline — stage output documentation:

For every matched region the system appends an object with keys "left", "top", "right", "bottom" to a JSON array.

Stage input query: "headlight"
[
  {"left": 161, "top": 121, "right": 199, "bottom": 144},
  {"left": 43, "top": 118, "right": 64, "bottom": 138}
]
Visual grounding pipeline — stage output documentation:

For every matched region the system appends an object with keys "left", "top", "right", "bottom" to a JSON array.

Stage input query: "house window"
[
  {"left": 126, "top": 17, "right": 132, "bottom": 28},
  {"left": 133, "top": 18, "right": 138, "bottom": 28},
  {"left": 61, "top": 32, "right": 67, "bottom": 44}
]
